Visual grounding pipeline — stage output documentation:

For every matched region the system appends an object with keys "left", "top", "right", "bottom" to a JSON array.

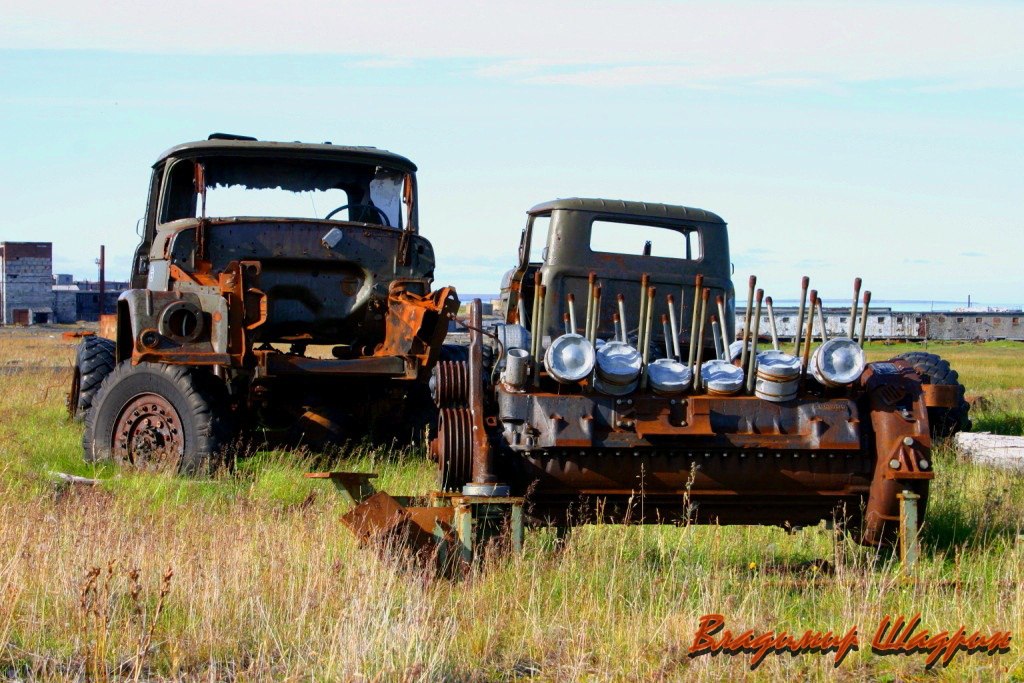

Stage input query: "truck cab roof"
[
  {"left": 528, "top": 197, "right": 725, "bottom": 224},
  {"left": 155, "top": 137, "right": 417, "bottom": 173}
]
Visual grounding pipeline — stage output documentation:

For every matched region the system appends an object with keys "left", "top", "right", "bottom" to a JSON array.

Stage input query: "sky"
[{"left": 1, "top": 0, "right": 1022, "bottom": 308}]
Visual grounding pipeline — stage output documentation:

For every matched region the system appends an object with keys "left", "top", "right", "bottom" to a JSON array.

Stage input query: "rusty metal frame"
[
  {"left": 310, "top": 471, "right": 524, "bottom": 571},
  {"left": 921, "top": 383, "right": 959, "bottom": 409},
  {"left": 124, "top": 262, "right": 457, "bottom": 383},
  {"left": 467, "top": 299, "right": 497, "bottom": 484}
]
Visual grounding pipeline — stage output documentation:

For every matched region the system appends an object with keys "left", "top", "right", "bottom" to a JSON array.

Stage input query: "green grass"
[{"left": 0, "top": 331, "right": 1022, "bottom": 680}]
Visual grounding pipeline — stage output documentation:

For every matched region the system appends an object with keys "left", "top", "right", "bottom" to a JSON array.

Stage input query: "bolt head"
[
  {"left": 919, "top": 459, "right": 930, "bottom": 469},
  {"left": 889, "top": 458, "right": 901, "bottom": 470},
  {"left": 903, "top": 436, "right": 914, "bottom": 446}
]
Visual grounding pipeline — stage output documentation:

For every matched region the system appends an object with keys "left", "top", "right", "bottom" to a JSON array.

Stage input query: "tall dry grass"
[{"left": 0, "top": 330, "right": 1021, "bottom": 680}]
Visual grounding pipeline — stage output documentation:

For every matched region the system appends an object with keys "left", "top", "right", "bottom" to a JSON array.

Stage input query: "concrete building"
[
  {"left": 0, "top": 242, "right": 127, "bottom": 325},
  {"left": 52, "top": 284, "right": 80, "bottom": 322},
  {"left": 735, "top": 307, "right": 1024, "bottom": 343},
  {"left": 70, "top": 286, "right": 124, "bottom": 321},
  {"left": 0, "top": 242, "right": 54, "bottom": 325}
]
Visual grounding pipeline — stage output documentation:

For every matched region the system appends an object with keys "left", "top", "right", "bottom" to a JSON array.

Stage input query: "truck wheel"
[
  {"left": 83, "top": 361, "right": 232, "bottom": 474},
  {"left": 896, "top": 352, "right": 971, "bottom": 437},
  {"left": 68, "top": 336, "right": 116, "bottom": 421}
]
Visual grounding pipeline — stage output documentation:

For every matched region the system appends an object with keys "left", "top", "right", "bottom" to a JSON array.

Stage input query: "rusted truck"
[
  {"left": 330, "top": 198, "right": 968, "bottom": 565},
  {"left": 69, "top": 134, "right": 457, "bottom": 471}
]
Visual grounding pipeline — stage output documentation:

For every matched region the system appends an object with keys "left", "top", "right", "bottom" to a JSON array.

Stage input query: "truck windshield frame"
[{"left": 158, "top": 155, "right": 411, "bottom": 229}]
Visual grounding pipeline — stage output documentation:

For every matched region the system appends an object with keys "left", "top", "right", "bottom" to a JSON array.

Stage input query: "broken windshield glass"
[{"left": 160, "top": 156, "right": 407, "bottom": 228}]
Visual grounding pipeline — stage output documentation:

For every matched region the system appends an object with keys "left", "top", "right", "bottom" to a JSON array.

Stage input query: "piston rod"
[
  {"left": 667, "top": 293, "right": 681, "bottom": 360},
  {"left": 745, "top": 289, "right": 763, "bottom": 394},
  {"left": 793, "top": 275, "right": 809, "bottom": 356},
  {"left": 740, "top": 275, "right": 756, "bottom": 372},
  {"left": 693, "top": 288, "right": 710, "bottom": 391},
  {"left": 858, "top": 290, "right": 872, "bottom": 347},
  {"left": 848, "top": 277, "right": 862, "bottom": 339},
  {"left": 765, "top": 296, "right": 780, "bottom": 351},
  {"left": 687, "top": 274, "right": 704, "bottom": 370}
]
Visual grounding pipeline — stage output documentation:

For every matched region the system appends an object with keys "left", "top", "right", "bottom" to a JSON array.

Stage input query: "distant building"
[
  {"left": 67, "top": 282, "right": 125, "bottom": 322},
  {"left": 52, "top": 284, "right": 80, "bottom": 323},
  {"left": 0, "top": 241, "right": 126, "bottom": 325},
  {"left": 735, "top": 307, "right": 1024, "bottom": 343},
  {"left": 0, "top": 242, "right": 54, "bottom": 325}
]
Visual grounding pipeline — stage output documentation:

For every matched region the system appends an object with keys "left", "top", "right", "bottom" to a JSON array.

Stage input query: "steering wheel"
[{"left": 324, "top": 203, "right": 391, "bottom": 226}]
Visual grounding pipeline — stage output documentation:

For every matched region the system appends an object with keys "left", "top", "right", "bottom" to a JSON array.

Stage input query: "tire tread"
[
  {"left": 896, "top": 351, "right": 971, "bottom": 436},
  {"left": 83, "top": 361, "right": 232, "bottom": 473}
]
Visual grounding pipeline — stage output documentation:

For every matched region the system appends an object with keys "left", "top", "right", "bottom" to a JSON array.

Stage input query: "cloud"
[
  {"left": 960, "top": 251, "right": 985, "bottom": 257},
  {"left": 3, "top": 1, "right": 1023, "bottom": 91}
]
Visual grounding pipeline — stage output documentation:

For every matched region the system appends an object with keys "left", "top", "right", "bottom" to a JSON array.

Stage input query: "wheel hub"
[{"left": 113, "top": 394, "right": 184, "bottom": 468}]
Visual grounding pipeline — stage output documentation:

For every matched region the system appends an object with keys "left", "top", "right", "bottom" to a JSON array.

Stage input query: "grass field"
[{"left": 0, "top": 329, "right": 1022, "bottom": 681}]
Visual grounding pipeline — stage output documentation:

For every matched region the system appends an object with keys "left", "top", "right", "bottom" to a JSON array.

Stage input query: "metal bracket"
[
  {"left": 310, "top": 474, "right": 525, "bottom": 574},
  {"left": 450, "top": 495, "right": 525, "bottom": 563},
  {"left": 304, "top": 471, "right": 378, "bottom": 506}
]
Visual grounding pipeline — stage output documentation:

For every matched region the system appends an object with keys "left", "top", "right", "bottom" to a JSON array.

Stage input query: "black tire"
[
  {"left": 83, "top": 361, "right": 233, "bottom": 474},
  {"left": 68, "top": 336, "right": 116, "bottom": 421},
  {"left": 896, "top": 351, "right": 971, "bottom": 437}
]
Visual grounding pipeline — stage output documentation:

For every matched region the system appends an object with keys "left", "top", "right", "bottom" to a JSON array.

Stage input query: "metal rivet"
[
  {"left": 889, "top": 459, "right": 901, "bottom": 469},
  {"left": 903, "top": 436, "right": 914, "bottom": 446}
]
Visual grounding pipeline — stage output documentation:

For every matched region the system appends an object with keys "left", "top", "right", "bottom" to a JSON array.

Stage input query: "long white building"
[{"left": 737, "top": 307, "right": 1024, "bottom": 342}]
